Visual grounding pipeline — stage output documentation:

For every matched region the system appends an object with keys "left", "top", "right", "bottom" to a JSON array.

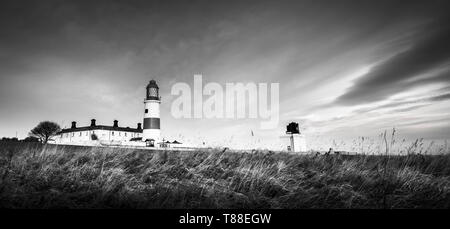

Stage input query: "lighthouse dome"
[{"left": 147, "top": 80, "right": 159, "bottom": 89}]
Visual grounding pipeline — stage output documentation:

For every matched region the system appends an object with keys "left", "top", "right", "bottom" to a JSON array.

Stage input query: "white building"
[
  {"left": 53, "top": 119, "right": 144, "bottom": 146},
  {"left": 280, "top": 122, "right": 307, "bottom": 152},
  {"left": 53, "top": 80, "right": 166, "bottom": 147}
]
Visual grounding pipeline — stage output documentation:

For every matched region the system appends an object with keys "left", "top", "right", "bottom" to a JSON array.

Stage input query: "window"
[
  {"left": 125, "top": 133, "right": 127, "bottom": 137},
  {"left": 112, "top": 131, "right": 114, "bottom": 136},
  {"left": 145, "top": 109, "right": 148, "bottom": 113},
  {"left": 119, "top": 132, "right": 121, "bottom": 136},
  {"left": 86, "top": 132, "right": 88, "bottom": 136},
  {"left": 71, "top": 133, "right": 74, "bottom": 137},
  {"left": 150, "top": 88, "right": 158, "bottom": 97},
  {"left": 79, "top": 132, "right": 82, "bottom": 136}
]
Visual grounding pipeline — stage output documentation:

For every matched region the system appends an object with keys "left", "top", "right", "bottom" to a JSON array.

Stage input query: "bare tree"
[{"left": 29, "top": 121, "right": 61, "bottom": 144}]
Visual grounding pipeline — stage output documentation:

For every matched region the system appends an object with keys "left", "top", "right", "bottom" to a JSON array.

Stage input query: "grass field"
[{"left": 0, "top": 142, "right": 449, "bottom": 209}]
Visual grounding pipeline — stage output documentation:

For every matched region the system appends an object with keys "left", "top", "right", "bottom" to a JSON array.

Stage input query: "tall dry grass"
[{"left": 0, "top": 140, "right": 449, "bottom": 209}]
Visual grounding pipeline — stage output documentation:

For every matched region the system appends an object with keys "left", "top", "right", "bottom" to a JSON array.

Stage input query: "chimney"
[
  {"left": 71, "top": 121, "right": 76, "bottom": 129},
  {"left": 113, "top": 120, "right": 118, "bottom": 128},
  {"left": 90, "top": 119, "right": 96, "bottom": 127},
  {"left": 137, "top": 123, "right": 142, "bottom": 130}
]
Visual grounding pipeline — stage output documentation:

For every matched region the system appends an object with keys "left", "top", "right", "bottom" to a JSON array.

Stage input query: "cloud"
[
  {"left": 334, "top": 16, "right": 450, "bottom": 106},
  {"left": 353, "top": 92, "right": 450, "bottom": 114},
  {"left": 390, "top": 104, "right": 430, "bottom": 113},
  {"left": 430, "top": 92, "right": 450, "bottom": 101},
  {"left": 398, "top": 117, "right": 450, "bottom": 128}
]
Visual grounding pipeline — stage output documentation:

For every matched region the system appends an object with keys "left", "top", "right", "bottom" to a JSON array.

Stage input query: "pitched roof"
[{"left": 58, "top": 125, "right": 142, "bottom": 134}]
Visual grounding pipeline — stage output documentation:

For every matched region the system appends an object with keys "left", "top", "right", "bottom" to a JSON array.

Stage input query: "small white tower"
[
  {"left": 283, "top": 122, "right": 307, "bottom": 152},
  {"left": 143, "top": 80, "right": 161, "bottom": 146}
]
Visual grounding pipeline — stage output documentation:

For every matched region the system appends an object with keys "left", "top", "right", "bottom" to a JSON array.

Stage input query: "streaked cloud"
[{"left": 335, "top": 15, "right": 450, "bottom": 106}]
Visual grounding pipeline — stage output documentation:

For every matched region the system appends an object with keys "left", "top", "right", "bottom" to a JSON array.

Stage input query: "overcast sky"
[{"left": 1, "top": 0, "right": 449, "bottom": 150}]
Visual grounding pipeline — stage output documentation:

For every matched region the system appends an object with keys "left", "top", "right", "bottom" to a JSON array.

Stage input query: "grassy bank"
[{"left": 0, "top": 142, "right": 449, "bottom": 208}]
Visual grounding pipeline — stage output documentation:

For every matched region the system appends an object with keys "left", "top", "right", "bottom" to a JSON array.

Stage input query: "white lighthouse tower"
[{"left": 143, "top": 80, "right": 161, "bottom": 146}]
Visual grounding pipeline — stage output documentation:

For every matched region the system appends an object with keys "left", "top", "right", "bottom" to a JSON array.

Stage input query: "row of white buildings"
[
  {"left": 51, "top": 79, "right": 306, "bottom": 151},
  {"left": 53, "top": 80, "right": 171, "bottom": 148},
  {"left": 55, "top": 119, "right": 144, "bottom": 146}
]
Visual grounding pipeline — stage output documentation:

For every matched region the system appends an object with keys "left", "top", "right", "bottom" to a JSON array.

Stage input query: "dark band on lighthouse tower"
[{"left": 143, "top": 80, "right": 161, "bottom": 142}]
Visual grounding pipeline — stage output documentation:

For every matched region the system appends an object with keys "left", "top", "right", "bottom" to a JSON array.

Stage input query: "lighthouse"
[
  {"left": 282, "top": 122, "right": 307, "bottom": 152},
  {"left": 143, "top": 80, "right": 161, "bottom": 145}
]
